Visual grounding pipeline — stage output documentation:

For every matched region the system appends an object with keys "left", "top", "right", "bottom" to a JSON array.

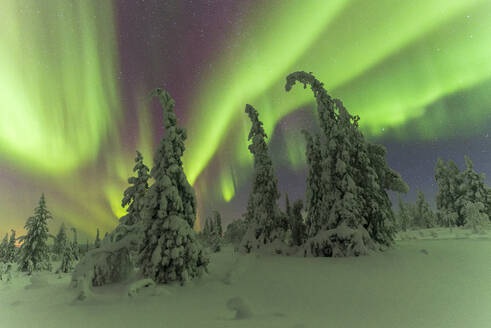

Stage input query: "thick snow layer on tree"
[
  {"left": 1, "top": 226, "right": 490, "bottom": 328},
  {"left": 70, "top": 225, "right": 142, "bottom": 300}
]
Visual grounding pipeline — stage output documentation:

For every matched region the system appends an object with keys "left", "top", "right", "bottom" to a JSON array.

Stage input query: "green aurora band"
[
  {"left": 182, "top": 0, "right": 491, "bottom": 202},
  {"left": 0, "top": 1, "right": 121, "bottom": 174},
  {"left": 1, "top": 0, "right": 491, "bottom": 238}
]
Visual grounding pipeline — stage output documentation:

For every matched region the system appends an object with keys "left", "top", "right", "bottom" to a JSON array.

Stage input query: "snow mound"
[
  {"left": 24, "top": 273, "right": 49, "bottom": 290},
  {"left": 226, "top": 296, "right": 253, "bottom": 320},
  {"left": 127, "top": 278, "right": 156, "bottom": 297}
]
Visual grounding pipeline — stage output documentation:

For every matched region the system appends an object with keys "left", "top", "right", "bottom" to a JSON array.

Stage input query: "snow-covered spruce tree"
[
  {"left": 486, "top": 186, "right": 491, "bottom": 219},
  {"left": 0, "top": 233, "right": 7, "bottom": 262},
  {"left": 291, "top": 199, "right": 306, "bottom": 246},
  {"left": 18, "top": 194, "right": 52, "bottom": 273},
  {"left": 435, "top": 158, "right": 459, "bottom": 226},
  {"left": 241, "top": 104, "right": 285, "bottom": 252},
  {"left": 121, "top": 151, "right": 150, "bottom": 226},
  {"left": 448, "top": 160, "right": 467, "bottom": 225},
  {"left": 285, "top": 193, "right": 292, "bottom": 221},
  {"left": 53, "top": 223, "right": 68, "bottom": 259},
  {"left": 461, "top": 156, "right": 489, "bottom": 224},
  {"left": 71, "top": 227, "right": 80, "bottom": 261},
  {"left": 199, "top": 215, "right": 222, "bottom": 252},
  {"left": 58, "top": 243, "right": 76, "bottom": 273},
  {"left": 363, "top": 141, "right": 409, "bottom": 245},
  {"left": 5, "top": 230, "right": 17, "bottom": 263},
  {"left": 285, "top": 71, "right": 408, "bottom": 256},
  {"left": 94, "top": 228, "right": 101, "bottom": 249},
  {"left": 138, "top": 88, "right": 208, "bottom": 284},
  {"left": 463, "top": 201, "right": 488, "bottom": 234},
  {"left": 215, "top": 211, "right": 223, "bottom": 237},
  {"left": 396, "top": 195, "right": 411, "bottom": 231},
  {"left": 224, "top": 218, "right": 247, "bottom": 246},
  {"left": 413, "top": 190, "right": 436, "bottom": 228},
  {"left": 302, "top": 131, "right": 324, "bottom": 239},
  {"left": 204, "top": 213, "right": 223, "bottom": 252}
]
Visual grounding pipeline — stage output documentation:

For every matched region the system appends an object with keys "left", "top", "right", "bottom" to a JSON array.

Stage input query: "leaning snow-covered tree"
[
  {"left": 240, "top": 104, "right": 285, "bottom": 252},
  {"left": 285, "top": 71, "right": 408, "bottom": 257},
  {"left": 18, "top": 193, "right": 52, "bottom": 273},
  {"left": 138, "top": 88, "right": 208, "bottom": 284}
]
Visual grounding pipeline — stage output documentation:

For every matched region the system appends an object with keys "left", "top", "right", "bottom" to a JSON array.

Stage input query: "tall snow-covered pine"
[{"left": 138, "top": 88, "right": 208, "bottom": 284}]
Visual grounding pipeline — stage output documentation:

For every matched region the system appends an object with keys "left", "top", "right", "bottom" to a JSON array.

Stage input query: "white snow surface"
[{"left": 1, "top": 226, "right": 490, "bottom": 328}]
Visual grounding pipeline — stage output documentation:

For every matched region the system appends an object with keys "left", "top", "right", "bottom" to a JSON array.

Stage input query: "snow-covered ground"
[{"left": 1, "top": 226, "right": 490, "bottom": 328}]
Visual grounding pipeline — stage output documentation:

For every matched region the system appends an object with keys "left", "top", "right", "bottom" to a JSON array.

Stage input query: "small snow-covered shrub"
[
  {"left": 303, "top": 222, "right": 376, "bottom": 257},
  {"left": 464, "top": 201, "right": 488, "bottom": 234}
]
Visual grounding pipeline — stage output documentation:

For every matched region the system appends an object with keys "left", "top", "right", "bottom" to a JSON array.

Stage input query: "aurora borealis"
[{"left": 1, "top": 0, "right": 490, "bottom": 241}]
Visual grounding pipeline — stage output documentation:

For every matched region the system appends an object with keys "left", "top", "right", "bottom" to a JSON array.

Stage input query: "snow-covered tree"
[
  {"left": 5, "top": 230, "right": 17, "bottom": 263},
  {"left": 241, "top": 104, "right": 284, "bottom": 251},
  {"left": 18, "top": 193, "right": 52, "bottom": 273},
  {"left": 94, "top": 228, "right": 101, "bottom": 249},
  {"left": 435, "top": 158, "right": 467, "bottom": 226},
  {"left": 302, "top": 131, "right": 324, "bottom": 239},
  {"left": 0, "top": 233, "right": 7, "bottom": 262},
  {"left": 363, "top": 142, "right": 409, "bottom": 245},
  {"left": 224, "top": 218, "right": 247, "bottom": 246},
  {"left": 121, "top": 151, "right": 150, "bottom": 226},
  {"left": 58, "top": 243, "right": 76, "bottom": 273},
  {"left": 396, "top": 195, "right": 411, "bottom": 231},
  {"left": 138, "top": 88, "right": 208, "bottom": 284},
  {"left": 438, "top": 209, "right": 458, "bottom": 228},
  {"left": 215, "top": 211, "right": 223, "bottom": 237},
  {"left": 413, "top": 190, "right": 436, "bottom": 228},
  {"left": 486, "top": 186, "right": 491, "bottom": 219},
  {"left": 460, "top": 156, "right": 488, "bottom": 224},
  {"left": 290, "top": 199, "right": 306, "bottom": 246},
  {"left": 53, "top": 223, "right": 68, "bottom": 259},
  {"left": 463, "top": 201, "right": 488, "bottom": 234},
  {"left": 202, "top": 211, "right": 224, "bottom": 252},
  {"left": 71, "top": 227, "right": 80, "bottom": 261},
  {"left": 285, "top": 71, "right": 405, "bottom": 256},
  {"left": 285, "top": 193, "right": 292, "bottom": 221}
]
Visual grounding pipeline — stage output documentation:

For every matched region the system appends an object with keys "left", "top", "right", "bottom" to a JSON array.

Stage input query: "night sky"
[{"left": 1, "top": 0, "right": 490, "bottom": 241}]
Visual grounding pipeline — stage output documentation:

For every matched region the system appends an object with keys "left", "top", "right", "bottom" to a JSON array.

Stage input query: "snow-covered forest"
[{"left": 1, "top": 72, "right": 490, "bottom": 328}]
